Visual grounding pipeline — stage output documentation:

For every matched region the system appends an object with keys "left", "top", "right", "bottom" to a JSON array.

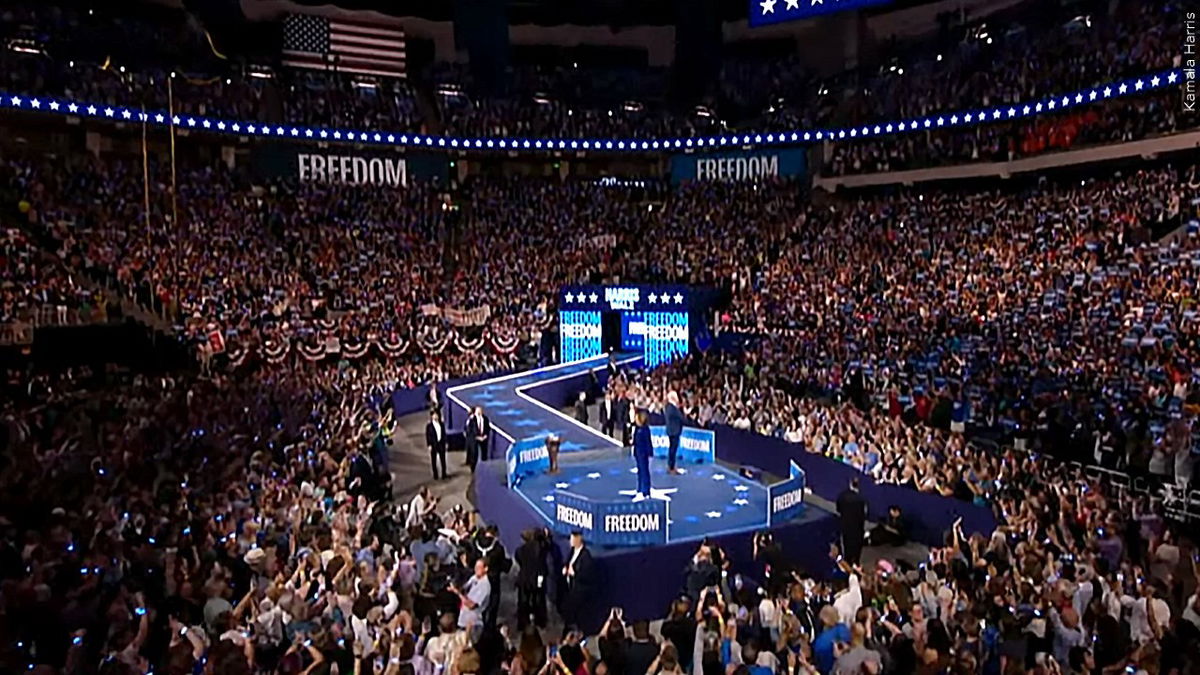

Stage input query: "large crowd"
[
  {"left": 1, "top": 0, "right": 1200, "bottom": 673},
  {"left": 0, "top": 0, "right": 1193, "bottom": 167},
  {"left": 2, "top": 142, "right": 1199, "bottom": 672},
  {"left": 625, "top": 165, "right": 1198, "bottom": 492}
]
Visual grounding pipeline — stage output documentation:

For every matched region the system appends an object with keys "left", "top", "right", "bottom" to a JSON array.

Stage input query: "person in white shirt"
[
  {"left": 423, "top": 612, "right": 469, "bottom": 673},
  {"left": 406, "top": 486, "right": 438, "bottom": 530},
  {"left": 833, "top": 570, "right": 863, "bottom": 627},
  {"left": 453, "top": 559, "right": 492, "bottom": 640},
  {"left": 1182, "top": 592, "right": 1200, "bottom": 631},
  {"left": 1123, "top": 583, "right": 1171, "bottom": 644}
]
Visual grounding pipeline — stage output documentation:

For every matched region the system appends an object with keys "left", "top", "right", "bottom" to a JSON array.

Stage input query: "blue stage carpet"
[
  {"left": 446, "top": 354, "right": 639, "bottom": 453},
  {"left": 514, "top": 451, "right": 769, "bottom": 545},
  {"left": 475, "top": 458, "right": 842, "bottom": 631}
]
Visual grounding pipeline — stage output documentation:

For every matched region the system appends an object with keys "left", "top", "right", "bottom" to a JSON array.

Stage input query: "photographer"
[
  {"left": 684, "top": 545, "right": 721, "bottom": 604},
  {"left": 754, "top": 532, "right": 793, "bottom": 597}
]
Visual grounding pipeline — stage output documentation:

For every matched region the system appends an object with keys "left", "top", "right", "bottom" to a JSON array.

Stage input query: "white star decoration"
[
  {"left": 618, "top": 487, "right": 679, "bottom": 502},
  {"left": 564, "top": 293, "right": 575, "bottom": 303},
  {"left": 673, "top": 293, "right": 684, "bottom": 304},
  {"left": 588, "top": 292, "right": 599, "bottom": 303},
  {"left": 705, "top": 511, "right": 723, "bottom": 519},
  {"left": 587, "top": 472, "right": 601, "bottom": 479},
  {"left": 733, "top": 498, "right": 749, "bottom": 506},
  {"left": 784, "top": 0, "right": 799, "bottom": 7},
  {"left": 13, "top": 68, "right": 1176, "bottom": 163},
  {"left": 759, "top": 0, "right": 775, "bottom": 13},
  {"left": 711, "top": 474, "right": 726, "bottom": 481},
  {"left": 734, "top": 485, "right": 750, "bottom": 492}
]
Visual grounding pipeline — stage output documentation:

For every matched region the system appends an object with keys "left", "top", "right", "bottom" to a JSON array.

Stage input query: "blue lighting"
[{"left": 0, "top": 71, "right": 1179, "bottom": 155}]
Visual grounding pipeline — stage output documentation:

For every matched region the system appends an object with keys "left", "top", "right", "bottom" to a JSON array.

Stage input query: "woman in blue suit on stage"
[{"left": 633, "top": 410, "right": 653, "bottom": 501}]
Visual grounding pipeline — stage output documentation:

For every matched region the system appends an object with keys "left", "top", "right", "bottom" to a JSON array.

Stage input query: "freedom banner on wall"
[
  {"left": 251, "top": 143, "right": 449, "bottom": 186},
  {"left": 670, "top": 147, "right": 806, "bottom": 184}
]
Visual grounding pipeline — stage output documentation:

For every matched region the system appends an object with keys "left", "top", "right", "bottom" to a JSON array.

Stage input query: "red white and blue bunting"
[{"left": 227, "top": 326, "right": 524, "bottom": 364}]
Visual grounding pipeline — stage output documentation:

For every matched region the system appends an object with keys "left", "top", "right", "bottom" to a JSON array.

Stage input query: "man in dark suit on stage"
[
  {"left": 616, "top": 391, "right": 633, "bottom": 447},
  {"left": 606, "top": 353, "right": 620, "bottom": 380},
  {"left": 515, "top": 528, "right": 551, "bottom": 630},
  {"left": 599, "top": 390, "right": 617, "bottom": 438},
  {"left": 426, "top": 409, "right": 448, "bottom": 480},
  {"left": 664, "top": 391, "right": 684, "bottom": 474},
  {"left": 836, "top": 477, "right": 868, "bottom": 565},
  {"left": 574, "top": 392, "right": 589, "bottom": 424},
  {"left": 465, "top": 406, "right": 491, "bottom": 472},
  {"left": 561, "top": 531, "right": 595, "bottom": 630}
]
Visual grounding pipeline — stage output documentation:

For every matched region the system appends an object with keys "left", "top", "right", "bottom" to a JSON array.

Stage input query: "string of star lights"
[{"left": 0, "top": 70, "right": 1180, "bottom": 154}]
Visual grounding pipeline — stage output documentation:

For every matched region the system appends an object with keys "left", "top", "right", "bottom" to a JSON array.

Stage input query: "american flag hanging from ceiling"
[
  {"left": 282, "top": 13, "right": 406, "bottom": 78},
  {"left": 749, "top": 0, "right": 893, "bottom": 27}
]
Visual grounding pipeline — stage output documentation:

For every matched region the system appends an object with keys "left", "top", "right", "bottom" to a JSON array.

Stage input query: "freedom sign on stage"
[
  {"left": 649, "top": 425, "right": 716, "bottom": 464},
  {"left": 552, "top": 489, "right": 668, "bottom": 546},
  {"left": 768, "top": 460, "right": 807, "bottom": 526}
]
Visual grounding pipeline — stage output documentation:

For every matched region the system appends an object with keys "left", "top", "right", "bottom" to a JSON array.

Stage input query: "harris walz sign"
[{"left": 252, "top": 142, "right": 448, "bottom": 187}]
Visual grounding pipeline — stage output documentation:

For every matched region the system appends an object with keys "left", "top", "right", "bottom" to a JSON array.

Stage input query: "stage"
[
  {"left": 475, "top": 457, "right": 842, "bottom": 630},
  {"left": 451, "top": 355, "right": 839, "bottom": 629},
  {"left": 445, "top": 353, "right": 642, "bottom": 458},
  {"left": 510, "top": 449, "right": 772, "bottom": 543}
]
